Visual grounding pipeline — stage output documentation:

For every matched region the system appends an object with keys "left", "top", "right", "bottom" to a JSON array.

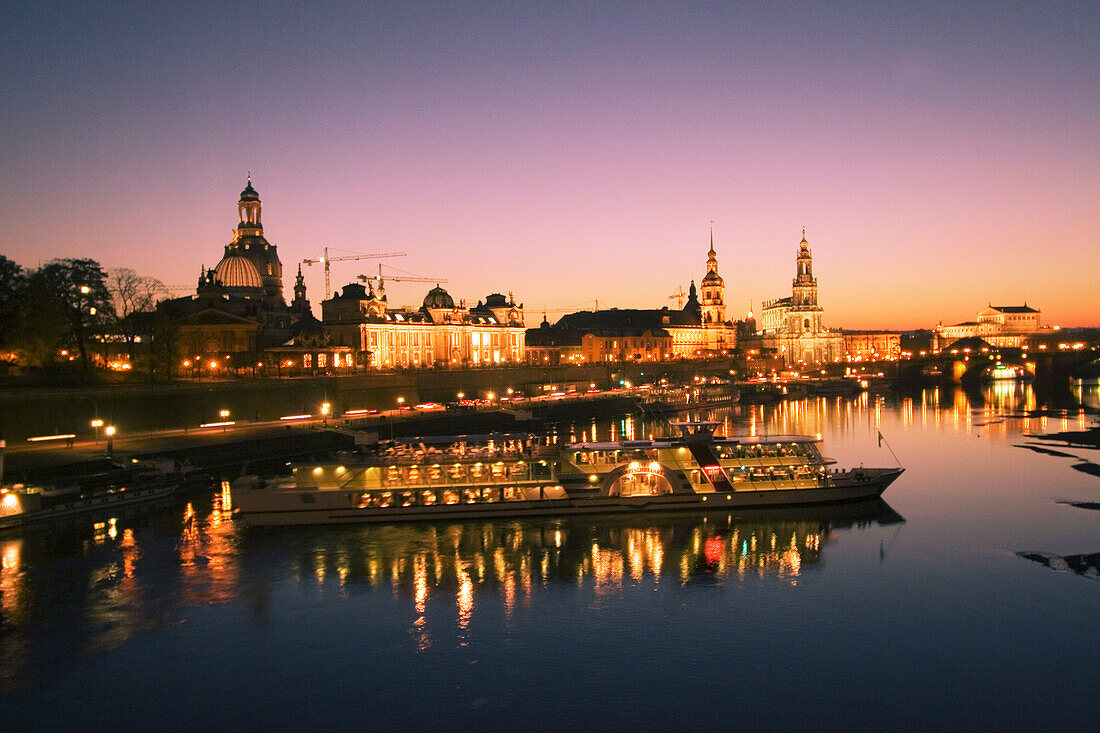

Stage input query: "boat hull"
[
  {"left": 0, "top": 483, "right": 179, "bottom": 531},
  {"left": 233, "top": 468, "right": 904, "bottom": 527}
]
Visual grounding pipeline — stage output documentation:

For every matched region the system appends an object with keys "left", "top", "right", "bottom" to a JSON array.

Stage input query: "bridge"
[{"left": 895, "top": 341, "right": 1099, "bottom": 387}]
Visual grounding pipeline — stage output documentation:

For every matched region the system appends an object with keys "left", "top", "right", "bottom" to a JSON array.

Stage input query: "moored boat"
[
  {"left": 0, "top": 459, "right": 192, "bottom": 530},
  {"left": 231, "top": 423, "right": 904, "bottom": 527}
]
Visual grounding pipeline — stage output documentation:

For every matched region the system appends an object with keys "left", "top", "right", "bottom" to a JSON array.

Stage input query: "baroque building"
[
  {"left": 932, "top": 304, "right": 1044, "bottom": 351},
  {"left": 527, "top": 233, "right": 737, "bottom": 362},
  {"left": 750, "top": 229, "right": 843, "bottom": 365},
  {"left": 322, "top": 282, "right": 526, "bottom": 368},
  {"left": 157, "top": 178, "right": 326, "bottom": 372}
]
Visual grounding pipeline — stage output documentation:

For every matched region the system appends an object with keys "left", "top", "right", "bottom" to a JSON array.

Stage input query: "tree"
[
  {"left": 0, "top": 255, "right": 26, "bottom": 354},
  {"left": 108, "top": 267, "right": 167, "bottom": 369},
  {"left": 32, "top": 259, "right": 114, "bottom": 369}
]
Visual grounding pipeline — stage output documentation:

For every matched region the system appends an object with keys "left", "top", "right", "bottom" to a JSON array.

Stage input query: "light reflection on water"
[{"left": 0, "top": 384, "right": 1097, "bottom": 729}]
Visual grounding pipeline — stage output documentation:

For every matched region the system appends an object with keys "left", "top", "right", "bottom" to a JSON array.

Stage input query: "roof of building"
[
  {"left": 701, "top": 270, "right": 723, "bottom": 285},
  {"left": 944, "top": 336, "right": 995, "bottom": 352},
  {"left": 214, "top": 255, "right": 263, "bottom": 290},
  {"left": 555, "top": 307, "right": 701, "bottom": 330},
  {"left": 988, "top": 305, "right": 1039, "bottom": 314},
  {"left": 240, "top": 178, "right": 260, "bottom": 201},
  {"left": 335, "top": 282, "right": 369, "bottom": 300},
  {"left": 423, "top": 285, "right": 454, "bottom": 310}
]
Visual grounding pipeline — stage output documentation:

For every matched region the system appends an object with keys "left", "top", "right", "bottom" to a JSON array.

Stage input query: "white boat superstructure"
[{"left": 232, "top": 424, "right": 904, "bottom": 527}]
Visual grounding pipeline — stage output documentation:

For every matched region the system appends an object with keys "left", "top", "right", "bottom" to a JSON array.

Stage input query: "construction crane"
[
  {"left": 668, "top": 286, "right": 687, "bottom": 308},
  {"left": 302, "top": 247, "right": 406, "bottom": 300},
  {"left": 356, "top": 263, "right": 446, "bottom": 299}
]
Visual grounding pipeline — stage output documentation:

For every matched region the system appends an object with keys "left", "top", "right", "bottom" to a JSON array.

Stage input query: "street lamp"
[
  {"left": 104, "top": 425, "right": 116, "bottom": 456},
  {"left": 91, "top": 418, "right": 103, "bottom": 445},
  {"left": 321, "top": 402, "right": 331, "bottom": 425}
]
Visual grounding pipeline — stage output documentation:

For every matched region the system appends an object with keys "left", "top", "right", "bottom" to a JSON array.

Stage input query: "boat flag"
[{"left": 877, "top": 430, "right": 884, "bottom": 448}]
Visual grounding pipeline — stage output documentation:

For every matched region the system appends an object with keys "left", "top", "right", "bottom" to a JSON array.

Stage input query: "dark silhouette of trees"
[
  {"left": 30, "top": 259, "right": 114, "bottom": 369},
  {"left": 109, "top": 267, "right": 167, "bottom": 373}
]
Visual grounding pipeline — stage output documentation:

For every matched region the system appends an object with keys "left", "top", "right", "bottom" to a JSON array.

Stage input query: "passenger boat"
[
  {"left": 0, "top": 459, "right": 195, "bottom": 530},
  {"left": 231, "top": 423, "right": 904, "bottom": 527}
]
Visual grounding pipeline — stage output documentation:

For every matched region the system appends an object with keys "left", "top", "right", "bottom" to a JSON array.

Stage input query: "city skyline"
[{"left": 2, "top": 2, "right": 1098, "bottom": 329}]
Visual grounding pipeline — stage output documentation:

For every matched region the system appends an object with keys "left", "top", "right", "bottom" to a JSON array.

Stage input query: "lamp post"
[
  {"left": 104, "top": 425, "right": 116, "bottom": 456},
  {"left": 91, "top": 418, "right": 103, "bottom": 445},
  {"left": 321, "top": 401, "right": 331, "bottom": 426}
]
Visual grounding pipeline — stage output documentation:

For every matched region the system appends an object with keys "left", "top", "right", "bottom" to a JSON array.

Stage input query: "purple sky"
[{"left": 2, "top": 2, "right": 1097, "bottom": 328}]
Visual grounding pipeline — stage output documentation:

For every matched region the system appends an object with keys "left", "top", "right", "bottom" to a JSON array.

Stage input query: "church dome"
[
  {"left": 484, "top": 293, "right": 508, "bottom": 307},
  {"left": 701, "top": 270, "right": 724, "bottom": 285},
  {"left": 423, "top": 286, "right": 454, "bottom": 310},
  {"left": 214, "top": 254, "right": 264, "bottom": 290},
  {"left": 240, "top": 180, "right": 260, "bottom": 201}
]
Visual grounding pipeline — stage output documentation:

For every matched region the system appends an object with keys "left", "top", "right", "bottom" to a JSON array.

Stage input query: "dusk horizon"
[{"left": 3, "top": 1, "right": 1098, "bottom": 330}]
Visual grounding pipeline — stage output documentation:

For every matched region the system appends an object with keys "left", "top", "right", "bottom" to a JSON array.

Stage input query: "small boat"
[
  {"left": 0, "top": 459, "right": 193, "bottom": 530},
  {"left": 231, "top": 424, "right": 904, "bottom": 527}
]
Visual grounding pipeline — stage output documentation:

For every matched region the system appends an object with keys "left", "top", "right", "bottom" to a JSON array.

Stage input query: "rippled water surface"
[{"left": 2, "top": 385, "right": 1098, "bottom": 730}]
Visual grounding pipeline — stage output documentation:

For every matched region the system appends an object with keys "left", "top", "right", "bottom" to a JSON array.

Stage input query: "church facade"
[
  {"left": 157, "top": 179, "right": 331, "bottom": 374},
  {"left": 749, "top": 229, "right": 843, "bottom": 365}
]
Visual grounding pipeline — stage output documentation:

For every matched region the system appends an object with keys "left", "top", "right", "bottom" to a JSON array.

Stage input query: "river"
[{"left": 1, "top": 384, "right": 1097, "bottom": 730}]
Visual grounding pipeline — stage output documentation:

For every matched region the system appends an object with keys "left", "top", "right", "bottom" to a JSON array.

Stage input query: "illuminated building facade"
[
  {"left": 323, "top": 284, "right": 526, "bottom": 368},
  {"left": 528, "top": 235, "right": 736, "bottom": 362},
  {"left": 525, "top": 318, "right": 673, "bottom": 364},
  {"left": 932, "top": 304, "right": 1043, "bottom": 351},
  {"left": 751, "top": 229, "right": 843, "bottom": 364},
  {"left": 842, "top": 331, "right": 901, "bottom": 360},
  {"left": 158, "top": 179, "right": 349, "bottom": 374}
]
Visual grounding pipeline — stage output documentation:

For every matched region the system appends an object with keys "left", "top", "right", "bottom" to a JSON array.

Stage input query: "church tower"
[
  {"left": 292, "top": 264, "right": 310, "bottom": 314},
  {"left": 226, "top": 175, "right": 284, "bottom": 306},
  {"left": 700, "top": 227, "right": 726, "bottom": 324},
  {"left": 787, "top": 227, "right": 824, "bottom": 336},
  {"left": 792, "top": 227, "right": 817, "bottom": 307}
]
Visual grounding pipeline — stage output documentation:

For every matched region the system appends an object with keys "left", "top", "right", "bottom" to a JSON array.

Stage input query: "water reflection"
[
  {"left": 0, "top": 382, "right": 1096, "bottom": 701},
  {"left": 0, "top": 486, "right": 238, "bottom": 692},
  {"left": 252, "top": 500, "right": 902, "bottom": 651},
  {"left": 1017, "top": 551, "right": 1100, "bottom": 581}
]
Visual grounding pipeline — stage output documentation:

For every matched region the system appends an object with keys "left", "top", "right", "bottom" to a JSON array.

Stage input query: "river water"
[{"left": 1, "top": 385, "right": 1098, "bottom": 730}]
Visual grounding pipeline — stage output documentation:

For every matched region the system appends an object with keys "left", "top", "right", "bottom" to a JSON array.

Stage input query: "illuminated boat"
[
  {"left": 0, "top": 460, "right": 190, "bottom": 530},
  {"left": 231, "top": 424, "right": 904, "bottom": 527}
]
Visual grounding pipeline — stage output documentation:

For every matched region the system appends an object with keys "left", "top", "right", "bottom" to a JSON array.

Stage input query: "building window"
[{"left": 318, "top": 353, "right": 327, "bottom": 368}]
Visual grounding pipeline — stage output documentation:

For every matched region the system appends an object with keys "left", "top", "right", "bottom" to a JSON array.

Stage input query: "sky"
[{"left": 1, "top": 1, "right": 1097, "bottom": 329}]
